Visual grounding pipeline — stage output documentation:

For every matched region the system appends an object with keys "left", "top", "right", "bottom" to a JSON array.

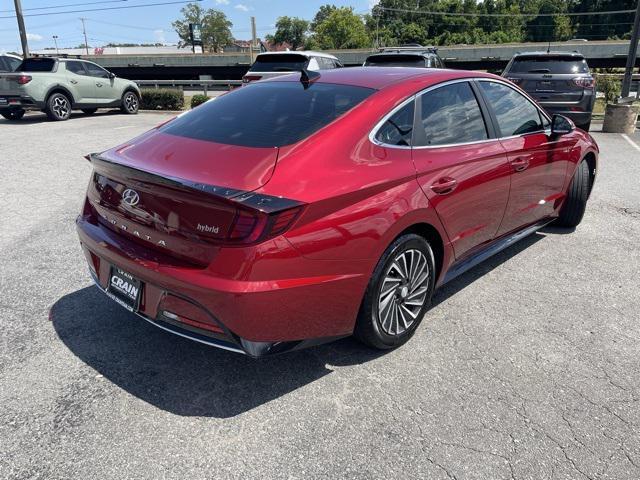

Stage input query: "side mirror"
[
  {"left": 551, "top": 114, "right": 574, "bottom": 136},
  {"left": 108, "top": 72, "right": 116, "bottom": 79}
]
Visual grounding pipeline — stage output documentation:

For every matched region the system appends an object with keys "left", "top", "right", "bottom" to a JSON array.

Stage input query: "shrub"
[
  {"left": 140, "top": 89, "right": 184, "bottom": 110},
  {"left": 191, "top": 94, "right": 211, "bottom": 109},
  {"left": 598, "top": 75, "right": 621, "bottom": 104}
]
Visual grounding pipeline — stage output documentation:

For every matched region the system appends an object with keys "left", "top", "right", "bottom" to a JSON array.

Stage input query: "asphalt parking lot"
[{"left": 1, "top": 111, "right": 640, "bottom": 480}]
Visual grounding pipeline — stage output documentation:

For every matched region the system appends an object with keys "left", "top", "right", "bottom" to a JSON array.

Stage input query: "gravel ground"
[{"left": 1, "top": 112, "right": 639, "bottom": 480}]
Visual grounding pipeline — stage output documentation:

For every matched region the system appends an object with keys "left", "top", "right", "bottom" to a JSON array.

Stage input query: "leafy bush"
[
  {"left": 190, "top": 94, "right": 211, "bottom": 109},
  {"left": 598, "top": 75, "right": 621, "bottom": 104},
  {"left": 140, "top": 89, "right": 184, "bottom": 110}
]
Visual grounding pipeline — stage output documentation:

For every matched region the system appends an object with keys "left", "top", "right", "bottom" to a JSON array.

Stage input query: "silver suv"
[
  {"left": 502, "top": 51, "right": 595, "bottom": 131},
  {"left": 0, "top": 56, "right": 140, "bottom": 121}
]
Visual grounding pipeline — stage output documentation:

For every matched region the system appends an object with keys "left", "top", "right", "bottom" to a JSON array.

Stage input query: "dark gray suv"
[
  {"left": 364, "top": 45, "right": 445, "bottom": 69},
  {"left": 502, "top": 51, "right": 595, "bottom": 131}
]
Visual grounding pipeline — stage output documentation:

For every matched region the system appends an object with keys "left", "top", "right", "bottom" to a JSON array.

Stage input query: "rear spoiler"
[{"left": 86, "top": 153, "right": 302, "bottom": 214}]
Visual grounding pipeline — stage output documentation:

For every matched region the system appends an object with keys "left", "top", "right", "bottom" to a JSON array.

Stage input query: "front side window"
[
  {"left": 374, "top": 101, "right": 415, "bottom": 147},
  {"left": 84, "top": 62, "right": 109, "bottom": 78},
  {"left": 416, "top": 82, "right": 488, "bottom": 147},
  {"left": 161, "top": 81, "right": 374, "bottom": 148},
  {"left": 479, "top": 81, "right": 543, "bottom": 137}
]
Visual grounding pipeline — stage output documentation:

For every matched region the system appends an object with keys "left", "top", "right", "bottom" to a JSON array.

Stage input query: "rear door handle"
[
  {"left": 70, "top": 80, "right": 78, "bottom": 84},
  {"left": 430, "top": 177, "right": 458, "bottom": 195},
  {"left": 96, "top": 83, "right": 103, "bottom": 87},
  {"left": 510, "top": 156, "right": 530, "bottom": 172}
]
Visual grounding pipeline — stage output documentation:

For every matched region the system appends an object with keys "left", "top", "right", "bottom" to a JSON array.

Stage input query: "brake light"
[
  {"left": 573, "top": 77, "right": 595, "bottom": 88},
  {"left": 506, "top": 77, "right": 522, "bottom": 85},
  {"left": 9, "top": 75, "right": 32, "bottom": 85}
]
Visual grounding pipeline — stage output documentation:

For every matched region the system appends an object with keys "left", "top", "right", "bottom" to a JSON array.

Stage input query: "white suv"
[{"left": 242, "top": 51, "right": 343, "bottom": 84}]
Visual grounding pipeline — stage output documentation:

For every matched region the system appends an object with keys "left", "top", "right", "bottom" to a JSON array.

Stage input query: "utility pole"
[
  {"left": 250, "top": 16, "right": 257, "bottom": 64},
  {"left": 622, "top": 1, "right": 640, "bottom": 99},
  {"left": 14, "top": 0, "right": 29, "bottom": 58},
  {"left": 53, "top": 35, "right": 59, "bottom": 55},
  {"left": 80, "top": 18, "right": 89, "bottom": 55}
]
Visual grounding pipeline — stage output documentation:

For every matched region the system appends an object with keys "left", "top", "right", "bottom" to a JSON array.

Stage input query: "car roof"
[
  {"left": 256, "top": 51, "right": 338, "bottom": 60},
  {"left": 366, "top": 52, "right": 437, "bottom": 59},
  {"left": 261, "top": 66, "right": 497, "bottom": 90},
  {"left": 513, "top": 51, "right": 585, "bottom": 58}
]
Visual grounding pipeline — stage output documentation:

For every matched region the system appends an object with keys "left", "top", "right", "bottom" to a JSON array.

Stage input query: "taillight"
[
  {"left": 242, "top": 75, "right": 261, "bottom": 83},
  {"left": 9, "top": 75, "right": 32, "bottom": 85},
  {"left": 506, "top": 77, "right": 522, "bottom": 85},
  {"left": 573, "top": 77, "right": 595, "bottom": 88},
  {"left": 228, "top": 202, "right": 304, "bottom": 244}
]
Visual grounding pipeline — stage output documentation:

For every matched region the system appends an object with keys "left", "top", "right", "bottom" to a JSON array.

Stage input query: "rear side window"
[
  {"left": 66, "top": 61, "right": 87, "bottom": 75},
  {"left": 416, "top": 82, "right": 488, "bottom": 146},
  {"left": 249, "top": 54, "right": 308, "bottom": 73},
  {"left": 375, "top": 101, "right": 415, "bottom": 146},
  {"left": 365, "top": 54, "right": 425, "bottom": 68},
  {"left": 508, "top": 56, "right": 589, "bottom": 74},
  {"left": 479, "top": 81, "right": 543, "bottom": 137},
  {"left": 17, "top": 58, "right": 56, "bottom": 72},
  {"left": 162, "top": 82, "right": 375, "bottom": 148}
]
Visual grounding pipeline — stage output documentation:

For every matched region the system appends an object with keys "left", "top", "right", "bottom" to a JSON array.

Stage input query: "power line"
[
  {"left": 0, "top": 0, "right": 201, "bottom": 20},
  {"left": 375, "top": 5, "right": 637, "bottom": 18},
  {"left": 0, "top": 1, "right": 127, "bottom": 14}
]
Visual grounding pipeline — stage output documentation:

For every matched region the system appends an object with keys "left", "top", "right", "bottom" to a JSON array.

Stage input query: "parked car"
[
  {"left": 364, "top": 45, "right": 446, "bottom": 68},
  {"left": 0, "top": 53, "right": 21, "bottom": 72},
  {"left": 502, "top": 51, "right": 595, "bottom": 131},
  {"left": 77, "top": 67, "right": 598, "bottom": 357},
  {"left": 242, "top": 51, "right": 342, "bottom": 84},
  {"left": 0, "top": 56, "right": 140, "bottom": 121}
]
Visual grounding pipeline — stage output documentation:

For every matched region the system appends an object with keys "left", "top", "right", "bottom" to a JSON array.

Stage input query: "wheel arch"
[{"left": 45, "top": 85, "right": 75, "bottom": 106}]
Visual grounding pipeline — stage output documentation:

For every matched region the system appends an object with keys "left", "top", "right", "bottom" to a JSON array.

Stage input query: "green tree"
[
  {"left": 311, "top": 4, "right": 338, "bottom": 31},
  {"left": 172, "top": 3, "right": 233, "bottom": 53},
  {"left": 313, "top": 7, "right": 371, "bottom": 49},
  {"left": 272, "top": 16, "right": 309, "bottom": 50}
]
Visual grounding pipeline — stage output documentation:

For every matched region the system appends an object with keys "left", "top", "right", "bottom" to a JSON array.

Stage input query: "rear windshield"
[
  {"left": 509, "top": 56, "right": 589, "bottom": 74},
  {"left": 365, "top": 54, "right": 426, "bottom": 68},
  {"left": 17, "top": 57, "right": 56, "bottom": 72},
  {"left": 249, "top": 54, "right": 308, "bottom": 73},
  {"left": 161, "top": 81, "right": 375, "bottom": 148}
]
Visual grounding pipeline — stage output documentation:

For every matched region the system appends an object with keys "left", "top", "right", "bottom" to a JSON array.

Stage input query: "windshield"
[
  {"left": 365, "top": 54, "right": 426, "bottom": 68},
  {"left": 249, "top": 54, "right": 308, "bottom": 72},
  {"left": 509, "top": 56, "right": 590, "bottom": 74},
  {"left": 161, "top": 81, "right": 375, "bottom": 148},
  {"left": 17, "top": 58, "right": 56, "bottom": 72}
]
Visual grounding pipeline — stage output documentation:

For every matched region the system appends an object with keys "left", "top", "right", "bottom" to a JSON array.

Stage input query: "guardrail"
[{"left": 135, "top": 79, "right": 242, "bottom": 94}]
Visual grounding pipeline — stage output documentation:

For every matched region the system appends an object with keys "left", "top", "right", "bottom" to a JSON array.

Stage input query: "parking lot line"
[{"left": 622, "top": 134, "right": 640, "bottom": 152}]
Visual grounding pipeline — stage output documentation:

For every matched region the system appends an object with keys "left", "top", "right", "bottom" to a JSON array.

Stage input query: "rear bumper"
[
  {"left": 76, "top": 215, "right": 366, "bottom": 356},
  {"left": 543, "top": 108, "right": 592, "bottom": 126},
  {"left": 0, "top": 95, "right": 43, "bottom": 111}
]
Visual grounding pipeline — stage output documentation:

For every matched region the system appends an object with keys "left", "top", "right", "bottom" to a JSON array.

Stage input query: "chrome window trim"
[{"left": 368, "top": 94, "right": 416, "bottom": 150}]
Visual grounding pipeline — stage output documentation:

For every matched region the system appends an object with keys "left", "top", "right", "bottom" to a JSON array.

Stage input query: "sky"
[{"left": 0, "top": 0, "right": 379, "bottom": 53}]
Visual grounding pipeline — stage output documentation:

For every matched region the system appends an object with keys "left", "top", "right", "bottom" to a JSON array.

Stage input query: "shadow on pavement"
[
  {"left": 51, "top": 231, "right": 547, "bottom": 417},
  {"left": 1, "top": 109, "right": 122, "bottom": 124}
]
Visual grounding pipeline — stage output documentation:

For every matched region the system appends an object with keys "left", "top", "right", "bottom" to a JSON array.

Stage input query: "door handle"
[
  {"left": 96, "top": 83, "right": 103, "bottom": 87},
  {"left": 510, "top": 156, "right": 530, "bottom": 172},
  {"left": 430, "top": 177, "right": 458, "bottom": 195},
  {"left": 70, "top": 80, "right": 78, "bottom": 84}
]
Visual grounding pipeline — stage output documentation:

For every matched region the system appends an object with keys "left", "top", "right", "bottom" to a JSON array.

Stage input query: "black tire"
[
  {"left": 577, "top": 121, "right": 591, "bottom": 132},
  {"left": 45, "top": 92, "right": 71, "bottom": 121},
  {"left": 82, "top": 108, "right": 98, "bottom": 115},
  {"left": 354, "top": 234, "right": 436, "bottom": 350},
  {"left": 556, "top": 160, "right": 590, "bottom": 228},
  {"left": 1, "top": 109, "right": 25, "bottom": 120},
  {"left": 121, "top": 91, "right": 139, "bottom": 114}
]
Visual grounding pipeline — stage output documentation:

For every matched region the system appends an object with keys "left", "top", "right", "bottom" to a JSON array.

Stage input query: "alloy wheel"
[
  {"left": 377, "top": 248, "right": 430, "bottom": 336},
  {"left": 52, "top": 95, "right": 70, "bottom": 119},
  {"left": 124, "top": 93, "right": 138, "bottom": 113}
]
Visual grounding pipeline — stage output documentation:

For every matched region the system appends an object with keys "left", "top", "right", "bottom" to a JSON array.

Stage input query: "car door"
[
  {"left": 476, "top": 80, "right": 570, "bottom": 236},
  {"left": 64, "top": 60, "right": 97, "bottom": 104},
  {"left": 83, "top": 62, "right": 117, "bottom": 104},
  {"left": 411, "top": 80, "right": 511, "bottom": 260}
]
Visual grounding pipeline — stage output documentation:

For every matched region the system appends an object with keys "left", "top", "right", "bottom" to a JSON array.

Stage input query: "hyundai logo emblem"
[{"left": 122, "top": 188, "right": 140, "bottom": 207}]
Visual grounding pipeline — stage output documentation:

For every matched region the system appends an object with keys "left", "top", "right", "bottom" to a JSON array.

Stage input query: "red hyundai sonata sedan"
[{"left": 76, "top": 67, "right": 598, "bottom": 357}]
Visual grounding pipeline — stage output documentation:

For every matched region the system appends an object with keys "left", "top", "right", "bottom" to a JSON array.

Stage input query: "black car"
[
  {"left": 364, "top": 45, "right": 445, "bottom": 69},
  {"left": 502, "top": 51, "right": 595, "bottom": 131}
]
